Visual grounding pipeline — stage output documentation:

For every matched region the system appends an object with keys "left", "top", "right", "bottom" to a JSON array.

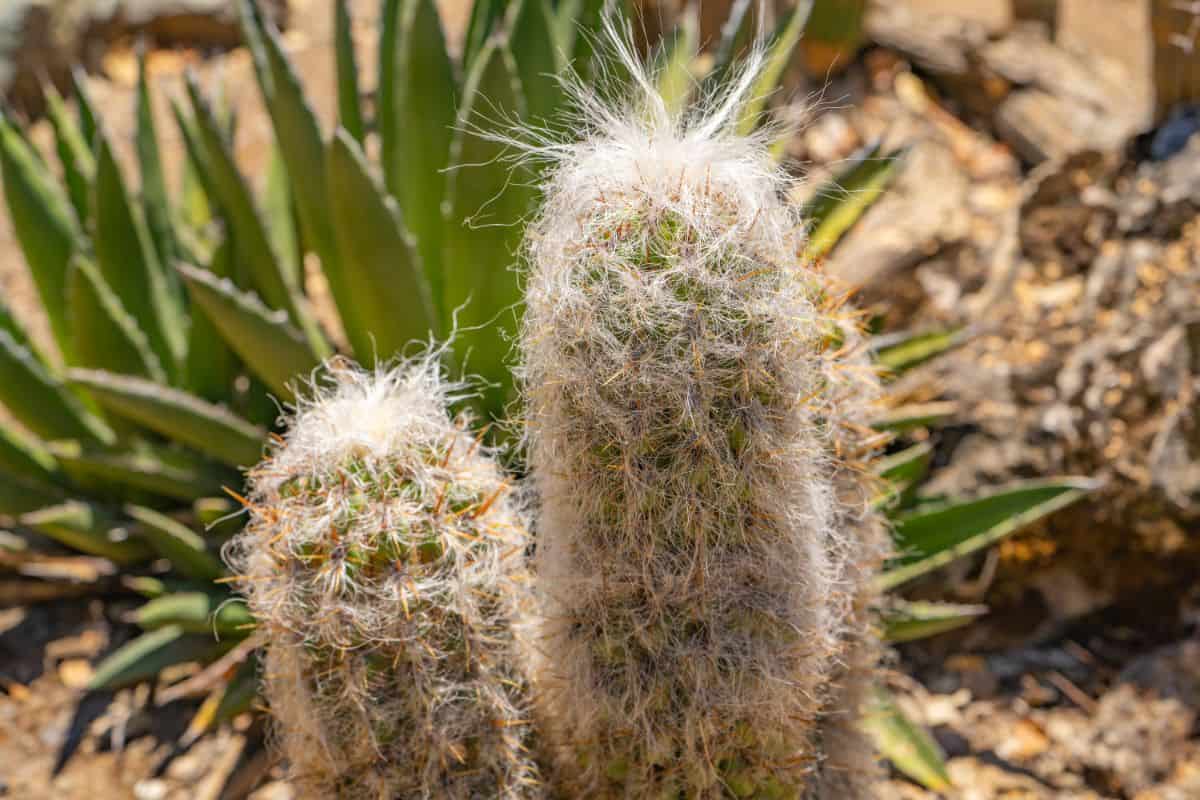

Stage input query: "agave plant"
[
  {"left": 0, "top": 0, "right": 596, "bottom": 751},
  {"left": 0, "top": 0, "right": 1092, "bottom": 792}
]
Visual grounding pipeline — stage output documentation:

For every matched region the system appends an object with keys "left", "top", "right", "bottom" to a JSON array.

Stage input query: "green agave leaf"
[
  {"left": 184, "top": 660, "right": 258, "bottom": 746},
  {"left": 238, "top": 0, "right": 341, "bottom": 359},
  {"left": 805, "top": 0, "right": 867, "bottom": 56},
  {"left": 878, "top": 478, "right": 1096, "bottom": 591},
  {"left": 186, "top": 654, "right": 259, "bottom": 743},
  {"left": 123, "top": 575, "right": 206, "bottom": 599},
  {"left": 735, "top": 0, "right": 813, "bottom": 135},
  {"left": 88, "top": 625, "right": 229, "bottom": 691},
  {"left": 67, "top": 369, "right": 265, "bottom": 468},
  {"left": 132, "top": 592, "right": 253, "bottom": 637},
  {"left": 385, "top": 0, "right": 457, "bottom": 324},
  {"left": 171, "top": 206, "right": 215, "bottom": 271},
  {"left": 212, "top": 71, "right": 240, "bottom": 139},
  {"left": 463, "top": 0, "right": 503, "bottom": 70},
  {"left": 41, "top": 464, "right": 164, "bottom": 512},
  {"left": 862, "top": 686, "right": 952, "bottom": 791},
  {"left": 92, "top": 130, "right": 185, "bottom": 382},
  {"left": 801, "top": 143, "right": 904, "bottom": 259},
  {"left": 235, "top": 374, "right": 281, "bottom": 430},
  {"left": 874, "top": 327, "right": 966, "bottom": 376},
  {"left": 124, "top": 575, "right": 169, "bottom": 598},
  {"left": 377, "top": 0, "right": 400, "bottom": 166},
  {"left": 0, "top": 330, "right": 114, "bottom": 445},
  {"left": 177, "top": 150, "right": 213, "bottom": 236},
  {"left": 126, "top": 504, "right": 225, "bottom": 582},
  {"left": 169, "top": 99, "right": 216, "bottom": 236},
  {"left": 19, "top": 502, "right": 150, "bottom": 565},
  {"left": 0, "top": 470, "right": 66, "bottom": 516},
  {"left": 0, "top": 418, "right": 61, "bottom": 487},
  {"left": 656, "top": 3, "right": 700, "bottom": 116},
  {"left": 510, "top": 0, "right": 567, "bottom": 122},
  {"left": 232, "top": 5, "right": 314, "bottom": 248},
  {"left": 183, "top": 237, "right": 240, "bottom": 404},
  {"left": 136, "top": 49, "right": 182, "bottom": 303},
  {"left": 327, "top": 129, "right": 434, "bottom": 361},
  {"left": 553, "top": 0, "right": 583, "bottom": 54},
  {"left": 875, "top": 441, "right": 933, "bottom": 487},
  {"left": 870, "top": 401, "right": 958, "bottom": 435},
  {"left": 567, "top": 0, "right": 632, "bottom": 86},
  {"left": 179, "top": 263, "right": 318, "bottom": 401},
  {"left": 880, "top": 599, "right": 988, "bottom": 644},
  {"left": 66, "top": 256, "right": 168, "bottom": 383},
  {"left": 49, "top": 440, "right": 235, "bottom": 504},
  {"left": 43, "top": 84, "right": 95, "bottom": 225},
  {"left": 179, "top": 76, "right": 256, "bottom": 266},
  {"left": 0, "top": 113, "right": 84, "bottom": 358},
  {"left": 182, "top": 72, "right": 326, "bottom": 357},
  {"left": 444, "top": 39, "right": 535, "bottom": 417},
  {"left": 212, "top": 656, "right": 258, "bottom": 723},
  {"left": 0, "top": 297, "right": 49, "bottom": 376},
  {"left": 0, "top": 297, "right": 25, "bottom": 342},
  {"left": 702, "top": 0, "right": 755, "bottom": 96},
  {"left": 261, "top": 141, "right": 298, "bottom": 282},
  {"left": 873, "top": 441, "right": 933, "bottom": 510},
  {"left": 334, "top": 0, "right": 365, "bottom": 145},
  {"left": 70, "top": 67, "right": 99, "bottom": 153}
]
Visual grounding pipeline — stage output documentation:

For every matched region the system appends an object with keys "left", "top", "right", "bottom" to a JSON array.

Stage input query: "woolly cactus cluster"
[
  {"left": 224, "top": 358, "right": 537, "bottom": 799},
  {"left": 517, "top": 40, "right": 887, "bottom": 799},
  {"left": 223, "top": 22, "right": 888, "bottom": 800}
]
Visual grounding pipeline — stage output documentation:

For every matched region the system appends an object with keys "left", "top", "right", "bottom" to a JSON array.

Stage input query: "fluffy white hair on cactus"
[
  {"left": 517, "top": 16, "right": 887, "bottom": 799},
  {"left": 224, "top": 355, "right": 538, "bottom": 799}
]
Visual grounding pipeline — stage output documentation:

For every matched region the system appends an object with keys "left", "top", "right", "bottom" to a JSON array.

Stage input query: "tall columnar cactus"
[
  {"left": 518, "top": 29, "right": 887, "bottom": 799},
  {"left": 225, "top": 357, "right": 537, "bottom": 799}
]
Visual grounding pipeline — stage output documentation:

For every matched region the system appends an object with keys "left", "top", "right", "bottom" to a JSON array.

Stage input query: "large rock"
[
  {"left": 867, "top": 0, "right": 1200, "bottom": 161},
  {"left": 1060, "top": 0, "right": 1200, "bottom": 123},
  {"left": 92, "top": 0, "right": 285, "bottom": 46},
  {"left": 900, "top": 0, "right": 1012, "bottom": 34},
  {"left": 866, "top": 2, "right": 1142, "bottom": 162}
]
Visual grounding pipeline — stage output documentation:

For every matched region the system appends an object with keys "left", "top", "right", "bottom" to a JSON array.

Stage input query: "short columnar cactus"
[
  {"left": 225, "top": 357, "right": 537, "bottom": 799},
  {"left": 518, "top": 31, "right": 887, "bottom": 799}
]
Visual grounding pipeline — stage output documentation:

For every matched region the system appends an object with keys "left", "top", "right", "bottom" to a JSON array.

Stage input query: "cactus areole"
[{"left": 518, "top": 22, "right": 887, "bottom": 799}]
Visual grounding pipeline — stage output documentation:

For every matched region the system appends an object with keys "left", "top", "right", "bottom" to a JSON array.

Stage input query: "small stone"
[
  {"left": 166, "top": 751, "right": 206, "bottom": 783},
  {"left": 997, "top": 717, "right": 1051, "bottom": 761},
  {"left": 133, "top": 779, "right": 168, "bottom": 800},
  {"left": 39, "top": 718, "right": 66, "bottom": 749},
  {"left": 0, "top": 679, "right": 30, "bottom": 703},
  {"left": 57, "top": 659, "right": 93, "bottom": 690},
  {"left": 803, "top": 112, "right": 859, "bottom": 164},
  {"left": 249, "top": 781, "right": 296, "bottom": 800}
]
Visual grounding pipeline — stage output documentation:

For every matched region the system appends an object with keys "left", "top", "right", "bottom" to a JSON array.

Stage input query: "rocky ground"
[{"left": 1, "top": 1, "right": 1198, "bottom": 798}]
